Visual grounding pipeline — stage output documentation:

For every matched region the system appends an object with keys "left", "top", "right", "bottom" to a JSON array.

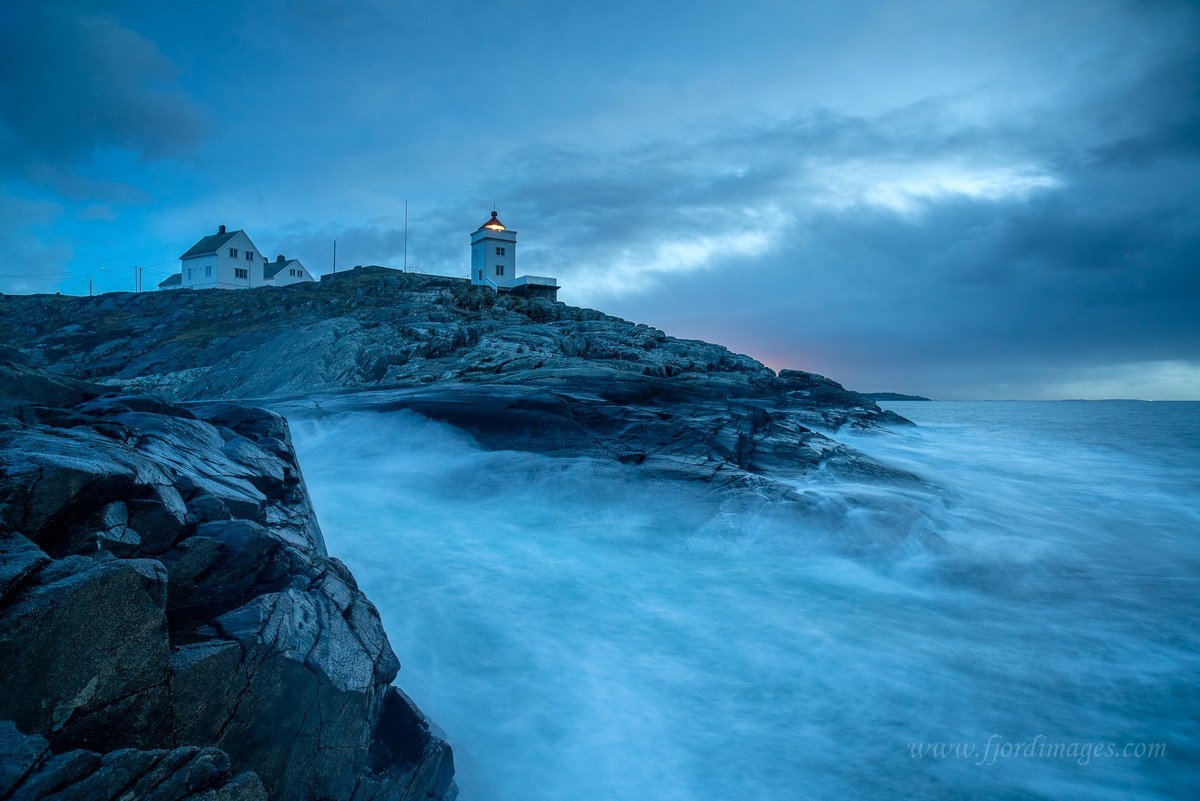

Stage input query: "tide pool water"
[{"left": 291, "top": 400, "right": 1200, "bottom": 800}]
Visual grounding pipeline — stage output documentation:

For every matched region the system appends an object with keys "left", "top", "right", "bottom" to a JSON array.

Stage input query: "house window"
[
  {"left": 229, "top": 248, "right": 238, "bottom": 258},
  {"left": 187, "top": 267, "right": 193, "bottom": 280},
  {"left": 495, "top": 265, "right": 504, "bottom": 276},
  {"left": 235, "top": 267, "right": 248, "bottom": 279},
  {"left": 205, "top": 265, "right": 212, "bottom": 277},
  {"left": 496, "top": 247, "right": 506, "bottom": 256},
  {"left": 245, "top": 251, "right": 253, "bottom": 261}
]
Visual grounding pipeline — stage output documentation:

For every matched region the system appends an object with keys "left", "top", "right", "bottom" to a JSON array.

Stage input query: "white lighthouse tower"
[
  {"left": 470, "top": 210, "right": 518, "bottom": 289},
  {"left": 468, "top": 209, "right": 559, "bottom": 299}
]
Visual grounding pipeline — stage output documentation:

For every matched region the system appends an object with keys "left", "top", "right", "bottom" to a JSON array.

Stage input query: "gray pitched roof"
[
  {"left": 157, "top": 273, "right": 182, "bottom": 288},
  {"left": 265, "top": 258, "right": 303, "bottom": 279},
  {"left": 180, "top": 230, "right": 240, "bottom": 259}
]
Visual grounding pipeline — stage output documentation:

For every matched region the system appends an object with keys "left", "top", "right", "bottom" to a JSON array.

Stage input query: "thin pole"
[
  {"left": 333, "top": 240, "right": 337, "bottom": 273},
  {"left": 403, "top": 200, "right": 408, "bottom": 272},
  {"left": 89, "top": 277, "right": 93, "bottom": 296}
]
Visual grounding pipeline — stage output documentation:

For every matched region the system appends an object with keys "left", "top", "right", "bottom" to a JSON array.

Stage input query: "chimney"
[
  {"left": 218, "top": 224, "right": 226, "bottom": 235},
  {"left": 277, "top": 254, "right": 285, "bottom": 262}
]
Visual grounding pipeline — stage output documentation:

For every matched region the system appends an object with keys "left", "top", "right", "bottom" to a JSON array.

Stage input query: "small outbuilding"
[{"left": 263, "top": 255, "right": 313, "bottom": 287}]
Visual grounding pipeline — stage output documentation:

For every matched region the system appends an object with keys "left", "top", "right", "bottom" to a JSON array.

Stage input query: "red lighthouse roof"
[{"left": 479, "top": 210, "right": 506, "bottom": 231}]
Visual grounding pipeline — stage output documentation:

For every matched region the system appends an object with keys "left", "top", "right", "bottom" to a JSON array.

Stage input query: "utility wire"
[{"left": 3, "top": 256, "right": 180, "bottom": 281}]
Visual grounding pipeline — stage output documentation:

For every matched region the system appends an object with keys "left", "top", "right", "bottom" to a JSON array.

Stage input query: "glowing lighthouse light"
[{"left": 483, "top": 211, "right": 506, "bottom": 231}]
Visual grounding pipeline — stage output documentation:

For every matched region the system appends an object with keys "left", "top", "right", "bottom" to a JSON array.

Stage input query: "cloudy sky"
[{"left": 2, "top": 1, "right": 1197, "bottom": 399}]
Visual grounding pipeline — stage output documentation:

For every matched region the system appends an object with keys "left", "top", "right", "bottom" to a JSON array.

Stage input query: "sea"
[{"left": 290, "top": 400, "right": 1200, "bottom": 801}]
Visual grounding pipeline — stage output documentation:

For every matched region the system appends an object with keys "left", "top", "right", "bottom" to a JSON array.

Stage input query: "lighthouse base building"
[{"left": 469, "top": 211, "right": 558, "bottom": 300}]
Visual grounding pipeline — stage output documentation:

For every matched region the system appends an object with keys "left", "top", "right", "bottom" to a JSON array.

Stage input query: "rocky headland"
[
  {"left": 0, "top": 268, "right": 914, "bottom": 799},
  {"left": 1, "top": 268, "right": 912, "bottom": 494}
]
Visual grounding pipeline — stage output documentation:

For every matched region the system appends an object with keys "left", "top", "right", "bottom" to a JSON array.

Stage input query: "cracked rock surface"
[{"left": 0, "top": 358, "right": 455, "bottom": 801}]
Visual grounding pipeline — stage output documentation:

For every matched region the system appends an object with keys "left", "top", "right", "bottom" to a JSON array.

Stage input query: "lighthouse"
[
  {"left": 468, "top": 210, "right": 559, "bottom": 300},
  {"left": 470, "top": 210, "right": 518, "bottom": 289}
]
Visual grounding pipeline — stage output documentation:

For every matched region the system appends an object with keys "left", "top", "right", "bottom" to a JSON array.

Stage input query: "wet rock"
[
  {"left": 0, "top": 721, "right": 266, "bottom": 801},
  {"left": 0, "top": 365, "right": 456, "bottom": 801},
  {"left": 278, "top": 367, "right": 918, "bottom": 494},
  {"left": 0, "top": 549, "right": 171, "bottom": 752}
]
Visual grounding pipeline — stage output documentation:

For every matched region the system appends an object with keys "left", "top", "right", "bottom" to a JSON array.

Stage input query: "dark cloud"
[
  {"left": 0, "top": 2, "right": 209, "bottom": 194},
  {"left": 602, "top": 169, "right": 1200, "bottom": 397},
  {"left": 445, "top": 33, "right": 1200, "bottom": 398},
  {"left": 1084, "top": 35, "right": 1200, "bottom": 166}
]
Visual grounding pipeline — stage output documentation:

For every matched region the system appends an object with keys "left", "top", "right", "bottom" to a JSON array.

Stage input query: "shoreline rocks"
[
  {"left": 0, "top": 358, "right": 455, "bottom": 801},
  {"left": 0, "top": 273, "right": 913, "bottom": 492}
]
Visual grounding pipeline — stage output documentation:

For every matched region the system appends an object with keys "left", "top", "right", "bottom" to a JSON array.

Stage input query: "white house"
[
  {"left": 158, "top": 225, "right": 314, "bottom": 290},
  {"left": 262, "top": 255, "right": 312, "bottom": 286},
  {"left": 469, "top": 211, "right": 558, "bottom": 299}
]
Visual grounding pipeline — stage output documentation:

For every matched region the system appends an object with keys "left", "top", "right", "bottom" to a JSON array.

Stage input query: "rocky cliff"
[
  {"left": 0, "top": 268, "right": 912, "bottom": 493},
  {"left": 0, "top": 357, "right": 455, "bottom": 801}
]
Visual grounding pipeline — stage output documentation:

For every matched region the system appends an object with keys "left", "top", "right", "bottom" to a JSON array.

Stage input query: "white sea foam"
[{"left": 291, "top": 401, "right": 1200, "bottom": 800}]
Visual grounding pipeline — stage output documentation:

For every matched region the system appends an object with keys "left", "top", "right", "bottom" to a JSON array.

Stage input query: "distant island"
[{"left": 861, "top": 391, "right": 932, "bottom": 402}]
